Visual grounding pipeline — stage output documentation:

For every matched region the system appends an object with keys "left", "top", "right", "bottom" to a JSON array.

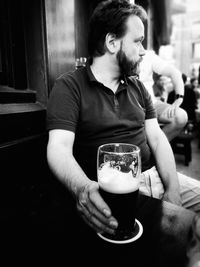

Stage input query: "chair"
[{"left": 171, "top": 122, "right": 194, "bottom": 166}]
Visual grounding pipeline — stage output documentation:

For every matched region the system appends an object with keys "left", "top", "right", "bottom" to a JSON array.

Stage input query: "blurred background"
[{"left": 151, "top": 0, "right": 200, "bottom": 79}]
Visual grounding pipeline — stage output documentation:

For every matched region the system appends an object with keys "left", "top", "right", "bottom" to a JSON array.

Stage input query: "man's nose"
[{"left": 139, "top": 45, "right": 145, "bottom": 57}]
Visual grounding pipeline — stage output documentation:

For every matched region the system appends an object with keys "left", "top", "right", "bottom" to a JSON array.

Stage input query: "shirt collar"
[
  {"left": 86, "top": 61, "right": 128, "bottom": 88},
  {"left": 120, "top": 75, "right": 128, "bottom": 86},
  {"left": 86, "top": 62, "right": 98, "bottom": 83}
]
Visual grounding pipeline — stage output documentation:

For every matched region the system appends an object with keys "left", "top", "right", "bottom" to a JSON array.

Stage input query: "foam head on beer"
[{"left": 98, "top": 162, "right": 139, "bottom": 194}]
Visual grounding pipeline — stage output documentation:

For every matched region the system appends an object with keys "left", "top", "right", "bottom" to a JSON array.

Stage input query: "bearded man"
[{"left": 46, "top": 0, "right": 200, "bottom": 238}]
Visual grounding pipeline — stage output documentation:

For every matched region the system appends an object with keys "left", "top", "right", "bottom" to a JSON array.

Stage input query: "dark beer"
[
  {"left": 99, "top": 187, "right": 139, "bottom": 240},
  {"left": 98, "top": 163, "right": 140, "bottom": 241},
  {"left": 97, "top": 143, "right": 141, "bottom": 242}
]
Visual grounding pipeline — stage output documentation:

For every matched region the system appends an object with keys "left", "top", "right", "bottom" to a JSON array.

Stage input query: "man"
[
  {"left": 169, "top": 73, "right": 198, "bottom": 124},
  {"left": 139, "top": 50, "right": 188, "bottom": 141},
  {"left": 47, "top": 0, "right": 200, "bottom": 238}
]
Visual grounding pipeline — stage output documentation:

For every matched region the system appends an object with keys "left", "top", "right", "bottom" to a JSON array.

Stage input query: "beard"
[{"left": 116, "top": 44, "right": 141, "bottom": 77}]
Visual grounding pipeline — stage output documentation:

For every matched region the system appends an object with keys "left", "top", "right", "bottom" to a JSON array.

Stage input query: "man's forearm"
[
  {"left": 162, "top": 64, "right": 184, "bottom": 97},
  {"left": 151, "top": 134, "right": 180, "bottom": 192},
  {"left": 172, "top": 72, "right": 184, "bottom": 96},
  {"left": 172, "top": 71, "right": 184, "bottom": 107},
  {"left": 152, "top": 135, "right": 181, "bottom": 206},
  {"left": 47, "top": 142, "right": 91, "bottom": 198}
]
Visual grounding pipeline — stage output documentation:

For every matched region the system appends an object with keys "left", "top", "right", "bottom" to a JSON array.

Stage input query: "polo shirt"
[{"left": 47, "top": 64, "right": 156, "bottom": 180}]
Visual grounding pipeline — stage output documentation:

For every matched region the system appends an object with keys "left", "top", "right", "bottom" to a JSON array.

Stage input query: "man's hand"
[
  {"left": 172, "top": 98, "right": 183, "bottom": 108},
  {"left": 159, "top": 97, "right": 183, "bottom": 122},
  {"left": 159, "top": 105, "right": 178, "bottom": 121},
  {"left": 76, "top": 181, "right": 118, "bottom": 234}
]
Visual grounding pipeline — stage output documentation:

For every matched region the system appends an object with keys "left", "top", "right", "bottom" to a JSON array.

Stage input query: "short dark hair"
[{"left": 88, "top": 0, "right": 147, "bottom": 59}]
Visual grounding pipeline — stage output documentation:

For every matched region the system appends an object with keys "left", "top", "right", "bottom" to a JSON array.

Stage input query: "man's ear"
[{"left": 105, "top": 33, "right": 120, "bottom": 54}]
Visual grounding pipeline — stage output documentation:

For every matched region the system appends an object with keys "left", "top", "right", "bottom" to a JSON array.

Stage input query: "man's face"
[{"left": 116, "top": 15, "right": 145, "bottom": 76}]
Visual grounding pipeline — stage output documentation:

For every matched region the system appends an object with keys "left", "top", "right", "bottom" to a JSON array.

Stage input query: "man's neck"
[{"left": 90, "top": 55, "right": 120, "bottom": 93}]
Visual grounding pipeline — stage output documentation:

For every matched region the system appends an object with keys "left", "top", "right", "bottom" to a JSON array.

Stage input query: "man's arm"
[
  {"left": 161, "top": 64, "right": 184, "bottom": 107},
  {"left": 145, "top": 118, "right": 182, "bottom": 206},
  {"left": 47, "top": 129, "right": 118, "bottom": 234},
  {"left": 152, "top": 52, "right": 184, "bottom": 109}
]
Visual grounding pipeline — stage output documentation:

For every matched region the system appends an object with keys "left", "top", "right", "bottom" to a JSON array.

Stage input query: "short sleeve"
[
  {"left": 136, "top": 78, "right": 157, "bottom": 120},
  {"left": 46, "top": 75, "right": 80, "bottom": 132},
  {"left": 142, "top": 84, "right": 157, "bottom": 120}
]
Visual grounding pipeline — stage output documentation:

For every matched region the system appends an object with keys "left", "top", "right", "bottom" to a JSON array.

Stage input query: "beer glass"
[{"left": 97, "top": 143, "right": 143, "bottom": 244}]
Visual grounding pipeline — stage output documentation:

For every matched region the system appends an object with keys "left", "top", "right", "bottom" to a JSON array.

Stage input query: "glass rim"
[{"left": 98, "top": 143, "right": 140, "bottom": 154}]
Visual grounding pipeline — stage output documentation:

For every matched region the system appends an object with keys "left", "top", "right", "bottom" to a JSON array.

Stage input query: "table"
[{"left": 1, "top": 193, "right": 196, "bottom": 266}]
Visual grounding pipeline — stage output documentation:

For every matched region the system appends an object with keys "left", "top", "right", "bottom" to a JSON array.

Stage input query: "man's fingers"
[
  {"left": 78, "top": 195, "right": 118, "bottom": 227},
  {"left": 164, "top": 107, "right": 176, "bottom": 118},
  {"left": 77, "top": 184, "right": 118, "bottom": 231},
  {"left": 77, "top": 201, "right": 116, "bottom": 234},
  {"left": 89, "top": 189, "right": 112, "bottom": 217}
]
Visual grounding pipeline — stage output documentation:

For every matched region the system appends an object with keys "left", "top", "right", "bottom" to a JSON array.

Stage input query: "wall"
[{"left": 45, "top": 0, "right": 75, "bottom": 91}]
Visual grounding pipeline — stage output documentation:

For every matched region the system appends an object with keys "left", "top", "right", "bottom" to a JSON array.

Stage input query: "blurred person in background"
[
  {"left": 191, "top": 67, "right": 197, "bottom": 80},
  {"left": 152, "top": 73, "right": 174, "bottom": 102},
  {"left": 169, "top": 74, "right": 198, "bottom": 125},
  {"left": 190, "top": 77, "right": 200, "bottom": 101},
  {"left": 181, "top": 75, "right": 198, "bottom": 124},
  {"left": 138, "top": 50, "right": 188, "bottom": 141}
]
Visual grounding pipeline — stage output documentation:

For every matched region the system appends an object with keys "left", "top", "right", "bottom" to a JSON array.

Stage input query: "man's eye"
[
  {"left": 135, "top": 41, "right": 142, "bottom": 46},
  {"left": 135, "top": 40, "right": 142, "bottom": 44}
]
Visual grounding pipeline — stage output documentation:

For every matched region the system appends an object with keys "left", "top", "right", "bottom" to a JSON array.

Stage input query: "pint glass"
[{"left": 97, "top": 143, "right": 143, "bottom": 244}]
